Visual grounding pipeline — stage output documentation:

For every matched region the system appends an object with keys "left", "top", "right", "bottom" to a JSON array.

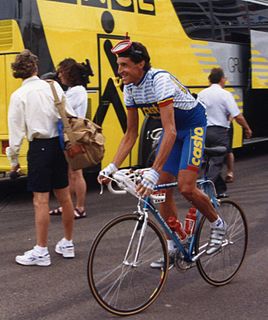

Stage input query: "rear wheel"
[
  {"left": 87, "top": 214, "right": 169, "bottom": 316},
  {"left": 195, "top": 200, "right": 248, "bottom": 286}
]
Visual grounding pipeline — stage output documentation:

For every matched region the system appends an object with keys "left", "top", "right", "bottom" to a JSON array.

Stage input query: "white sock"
[
  {"left": 34, "top": 245, "right": 48, "bottom": 255},
  {"left": 210, "top": 216, "right": 224, "bottom": 229},
  {"left": 167, "top": 240, "right": 176, "bottom": 253},
  {"left": 63, "top": 238, "right": 73, "bottom": 245}
]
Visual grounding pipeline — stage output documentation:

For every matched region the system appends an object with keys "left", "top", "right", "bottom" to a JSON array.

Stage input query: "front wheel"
[
  {"left": 195, "top": 200, "right": 248, "bottom": 286},
  {"left": 87, "top": 214, "right": 169, "bottom": 316}
]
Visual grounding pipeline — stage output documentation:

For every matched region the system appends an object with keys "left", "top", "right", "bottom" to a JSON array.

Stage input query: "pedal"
[{"left": 151, "top": 191, "right": 166, "bottom": 203}]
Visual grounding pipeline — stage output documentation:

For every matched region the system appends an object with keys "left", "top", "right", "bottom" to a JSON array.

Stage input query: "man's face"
[
  {"left": 117, "top": 57, "right": 145, "bottom": 85},
  {"left": 219, "top": 76, "right": 227, "bottom": 88},
  {"left": 58, "top": 69, "right": 68, "bottom": 86}
]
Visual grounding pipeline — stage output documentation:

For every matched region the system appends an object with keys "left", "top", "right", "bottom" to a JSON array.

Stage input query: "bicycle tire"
[
  {"left": 87, "top": 214, "right": 169, "bottom": 316},
  {"left": 195, "top": 199, "right": 248, "bottom": 286}
]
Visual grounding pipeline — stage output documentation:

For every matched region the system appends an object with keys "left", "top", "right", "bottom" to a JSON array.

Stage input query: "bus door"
[
  {"left": 95, "top": 36, "right": 134, "bottom": 168},
  {"left": 0, "top": 54, "right": 28, "bottom": 176}
]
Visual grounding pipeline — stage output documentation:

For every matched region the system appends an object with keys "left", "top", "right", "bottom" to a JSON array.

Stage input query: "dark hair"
[
  {"left": 208, "top": 67, "right": 225, "bottom": 84},
  {"left": 118, "top": 42, "right": 151, "bottom": 72},
  {"left": 57, "top": 58, "right": 90, "bottom": 88},
  {"left": 11, "top": 49, "right": 38, "bottom": 79}
]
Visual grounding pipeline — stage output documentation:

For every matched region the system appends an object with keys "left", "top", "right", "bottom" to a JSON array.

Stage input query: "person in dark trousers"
[
  {"left": 225, "top": 121, "right": 235, "bottom": 183},
  {"left": 7, "top": 50, "right": 75, "bottom": 266},
  {"left": 198, "top": 67, "right": 252, "bottom": 198}
]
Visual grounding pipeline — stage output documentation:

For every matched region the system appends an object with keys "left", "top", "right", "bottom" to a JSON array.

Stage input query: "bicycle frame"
[
  {"left": 105, "top": 166, "right": 220, "bottom": 265},
  {"left": 133, "top": 177, "right": 220, "bottom": 264},
  {"left": 90, "top": 163, "right": 247, "bottom": 316}
]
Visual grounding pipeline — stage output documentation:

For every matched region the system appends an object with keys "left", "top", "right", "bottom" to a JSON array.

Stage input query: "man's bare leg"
[
  {"left": 159, "top": 171, "right": 177, "bottom": 222},
  {"left": 178, "top": 170, "right": 218, "bottom": 222},
  {"left": 33, "top": 192, "right": 50, "bottom": 247},
  {"left": 54, "top": 186, "right": 74, "bottom": 241}
]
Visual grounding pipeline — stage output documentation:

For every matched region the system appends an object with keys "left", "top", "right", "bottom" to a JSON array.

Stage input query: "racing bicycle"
[{"left": 87, "top": 147, "right": 248, "bottom": 316}]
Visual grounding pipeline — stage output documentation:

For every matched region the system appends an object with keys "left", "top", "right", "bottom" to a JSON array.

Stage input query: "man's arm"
[
  {"left": 112, "top": 108, "right": 139, "bottom": 167},
  {"left": 234, "top": 114, "right": 252, "bottom": 139},
  {"left": 136, "top": 103, "right": 177, "bottom": 197},
  {"left": 7, "top": 94, "right": 26, "bottom": 170},
  {"left": 98, "top": 108, "right": 139, "bottom": 184},
  {"left": 151, "top": 104, "right": 177, "bottom": 173},
  {"left": 225, "top": 91, "right": 252, "bottom": 139}
]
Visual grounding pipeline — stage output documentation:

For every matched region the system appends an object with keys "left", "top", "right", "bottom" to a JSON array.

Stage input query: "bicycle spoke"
[
  {"left": 88, "top": 214, "right": 168, "bottom": 315},
  {"left": 196, "top": 200, "right": 248, "bottom": 286},
  {"left": 105, "top": 265, "right": 132, "bottom": 307}
]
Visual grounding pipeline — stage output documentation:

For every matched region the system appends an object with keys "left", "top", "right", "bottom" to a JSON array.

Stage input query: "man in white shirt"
[
  {"left": 7, "top": 49, "right": 75, "bottom": 266},
  {"left": 198, "top": 67, "right": 252, "bottom": 197}
]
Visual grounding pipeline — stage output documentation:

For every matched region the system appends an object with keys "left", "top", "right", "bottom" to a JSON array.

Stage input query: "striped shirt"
[{"left": 124, "top": 68, "right": 197, "bottom": 117}]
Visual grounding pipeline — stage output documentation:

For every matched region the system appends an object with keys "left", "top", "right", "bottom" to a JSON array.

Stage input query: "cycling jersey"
[
  {"left": 124, "top": 68, "right": 197, "bottom": 113},
  {"left": 124, "top": 68, "right": 207, "bottom": 175}
]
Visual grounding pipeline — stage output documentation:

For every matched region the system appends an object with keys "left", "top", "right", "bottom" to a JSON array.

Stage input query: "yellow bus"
[{"left": 0, "top": 0, "right": 268, "bottom": 178}]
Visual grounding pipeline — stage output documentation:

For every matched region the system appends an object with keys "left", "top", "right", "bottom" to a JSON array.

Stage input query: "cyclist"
[{"left": 98, "top": 38, "right": 227, "bottom": 267}]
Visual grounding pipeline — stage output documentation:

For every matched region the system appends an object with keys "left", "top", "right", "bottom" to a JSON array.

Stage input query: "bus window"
[
  {"left": 171, "top": 0, "right": 213, "bottom": 40},
  {"left": 247, "top": 1, "right": 268, "bottom": 90},
  {"left": 172, "top": 0, "right": 249, "bottom": 44},
  {"left": 211, "top": 0, "right": 249, "bottom": 43},
  {"left": 0, "top": 0, "right": 19, "bottom": 20},
  {"left": 247, "top": 2, "right": 268, "bottom": 31}
]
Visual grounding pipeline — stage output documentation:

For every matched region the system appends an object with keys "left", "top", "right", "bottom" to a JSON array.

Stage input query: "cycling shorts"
[{"left": 157, "top": 103, "right": 207, "bottom": 177}]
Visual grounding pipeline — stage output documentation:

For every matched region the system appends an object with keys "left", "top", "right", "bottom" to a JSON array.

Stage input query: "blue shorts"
[{"left": 158, "top": 102, "right": 207, "bottom": 177}]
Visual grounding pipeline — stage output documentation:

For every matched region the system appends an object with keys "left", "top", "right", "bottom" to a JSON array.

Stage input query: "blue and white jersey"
[{"left": 124, "top": 68, "right": 198, "bottom": 118}]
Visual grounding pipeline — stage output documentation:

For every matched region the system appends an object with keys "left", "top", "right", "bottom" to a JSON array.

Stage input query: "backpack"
[{"left": 48, "top": 80, "right": 105, "bottom": 170}]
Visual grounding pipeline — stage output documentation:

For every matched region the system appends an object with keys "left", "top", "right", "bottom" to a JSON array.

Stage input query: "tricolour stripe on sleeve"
[{"left": 158, "top": 97, "right": 173, "bottom": 108}]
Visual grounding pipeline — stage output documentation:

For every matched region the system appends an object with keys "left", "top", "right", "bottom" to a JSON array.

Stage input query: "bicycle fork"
[{"left": 122, "top": 207, "right": 148, "bottom": 268}]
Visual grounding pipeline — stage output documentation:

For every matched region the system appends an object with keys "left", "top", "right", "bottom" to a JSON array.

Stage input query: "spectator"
[
  {"left": 198, "top": 67, "right": 252, "bottom": 197},
  {"left": 49, "top": 58, "right": 88, "bottom": 219},
  {"left": 7, "top": 49, "right": 75, "bottom": 266}
]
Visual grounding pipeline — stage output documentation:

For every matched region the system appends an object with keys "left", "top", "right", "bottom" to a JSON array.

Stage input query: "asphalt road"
[{"left": 0, "top": 147, "right": 268, "bottom": 320}]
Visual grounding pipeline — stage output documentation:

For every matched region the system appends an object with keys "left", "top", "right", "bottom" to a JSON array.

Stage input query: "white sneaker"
[
  {"left": 206, "top": 222, "right": 228, "bottom": 255},
  {"left": 15, "top": 248, "right": 51, "bottom": 266},
  {"left": 55, "top": 238, "right": 75, "bottom": 258},
  {"left": 150, "top": 252, "right": 175, "bottom": 270}
]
